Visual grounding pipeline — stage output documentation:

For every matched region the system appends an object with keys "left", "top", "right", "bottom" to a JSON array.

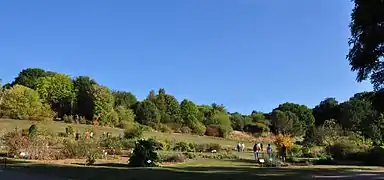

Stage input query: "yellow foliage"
[{"left": 274, "top": 134, "right": 294, "bottom": 150}]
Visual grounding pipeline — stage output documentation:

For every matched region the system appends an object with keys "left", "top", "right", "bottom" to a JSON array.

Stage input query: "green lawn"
[
  {"left": 3, "top": 158, "right": 384, "bottom": 180},
  {"left": 0, "top": 119, "right": 255, "bottom": 148}
]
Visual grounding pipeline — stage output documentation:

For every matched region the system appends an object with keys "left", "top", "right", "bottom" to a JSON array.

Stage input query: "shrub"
[
  {"left": 289, "top": 144, "right": 302, "bottom": 157},
  {"left": 63, "top": 115, "right": 74, "bottom": 123},
  {"left": 206, "top": 143, "right": 222, "bottom": 152},
  {"left": 167, "top": 123, "right": 183, "bottom": 133},
  {"left": 86, "top": 152, "right": 98, "bottom": 165},
  {"left": 190, "top": 122, "right": 206, "bottom": 135},
  {"left": 183, "top": 152, "right": 196, "bottom": 159},
  {"left": 28, "top": 124, "right": 38, "bottom": 138},
  {"left": 100, "top": 136, "right": 123, "bottom": 149},
  {"left": 326, "top": 141, "right": 360, "bottom": 160},
  {"left": 173, "top": 141, "right": 191, "bottom": 152},
  {"left": 65, "top": 125, "right": 74, "bottom": 136},
  {"left": 79, "top": 116, "right": 87, "bottom": 124},
  {"left": 61, "top": 139, "right": 99, "bottom": 159},
  {"left": 274, "top": 134, "right": 294, "bottom": 150},
  {"left": 195, "top": 143, "right": 208, "bottom": 152},
  {"left": 128, "top": 139, "right": 159, "bottom": 167},
  {"left": 205, "top": 125, "right": 221, "bottom": 137},
  {"left": 180, "top": 127, "right": 192, "bottom": 134},
  {"left": 160, "top": 153, "right": 188, "bottom": 163},
  {"left": 364, "top": 146, "right": 384, "bottom": 166},
  {"left": 124, "top": 126, "right": 143, "bottom": 139}
]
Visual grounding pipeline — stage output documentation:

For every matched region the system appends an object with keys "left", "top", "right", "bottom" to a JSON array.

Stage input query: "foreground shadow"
[{"left": 2, "top": 159, "right": 384, "bottom": 180}]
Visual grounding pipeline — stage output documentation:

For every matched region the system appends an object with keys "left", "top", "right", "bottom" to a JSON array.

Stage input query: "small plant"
[
  {"left": 180, "top": 127, "right": 192, "bottom": 134},
  {"left": 28, "top": 124, "right": 38, "bottom": 138},
  {"left": 86, "top": 152, "right": 98, "bottom": 165},
  {"left": 66, "top": 125, "right": 74, "bottom": 136}
]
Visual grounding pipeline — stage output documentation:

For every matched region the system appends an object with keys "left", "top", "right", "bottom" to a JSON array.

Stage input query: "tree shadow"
[{"left": 2, "top": 158, "right": 384, "bottom": 180}]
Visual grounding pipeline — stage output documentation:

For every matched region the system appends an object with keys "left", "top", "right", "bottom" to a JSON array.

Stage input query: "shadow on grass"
[{"left": 3, "top": 159, "right": 384, "bottom": 180}]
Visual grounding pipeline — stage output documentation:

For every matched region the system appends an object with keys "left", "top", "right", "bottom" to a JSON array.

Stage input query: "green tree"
[
  {"left": 230, "top": 112, "right": 245, "bottom": 131},
  {"left": 112, "top": 91, "right": 137, "bottom": 109},
  {"left": 90, "top": 84, "right": 118, "bottom": 126},
  {"left": 35, "top": 73, "right": 75, "bottom": 117},
  {"left": 0, "top": 85, "right": 53, "bottom": 120},
  {"left": 274, "top": 102, "right": 315, "bottom": 131},
  {"left": 73, "top": 76, "right": 97, "bottom": 120},
  {"left": 338, "top": 98, "right": 377, "bottom": 131},
  {"left": 211, "top": 112, "right": 232, "bottom": 137},
  {"left": 347, "top": 0, "right": 384, "bottom": 89},
  {"left": 152, "top": 89, "right": 182, "bottom": 124},
  {"left": 313, "top": 98, "right": 339, "bottom": 126},
  {"left": 180, "top": 99, "right": 205, "bottom": 135},
  {"left": 271, "top": 110, "right": 303, "bottom": 136},
  {"left": 135, "top": 100, "right": 160, "bottom": 125},
  {"left": 11, "top": 68, "right": 56, "bottom": 89},
  {"left": 115, "top": 106, "right": 135, "bottom": 124}
]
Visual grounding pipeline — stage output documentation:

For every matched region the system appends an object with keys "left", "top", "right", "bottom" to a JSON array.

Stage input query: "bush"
[
  {"left": 326, "top": 141, "right": 360, "bottom": 160},
  {"left": 364, "top": 146, "right": 384, "bottom": 166},
  {"left": 180, "top": 127, "right": 192, "bottom": 134},
  {"left": 173, "top": 141, "right": 191, "bottom": 152},
  {"left": 63, "top": 115, "right": 74, "bottom": 123},
  {"left": 124, "top": 126, "right": 143, "bottom": 139},
  {"left": 61, "top": 139, "right": 99, "bottom": 159},
  {"left": 206, "top": 143, "right": 222, "bottom": 152},
  {"left": 205, "top": 125, "right": 221, "bottom": 137},
  {"left": 28, "top": 124, "right": 38, "bottom": 138},
  {"left": 166, "top": 123, "right": 183, "bottom": 133},
  {"left": 274, "top": 134, "right": 294, "bottom": 150},
  {"left": 160, "top": 153, "right": 188, "bottom": 163},
  {"left": 190, "top": 122, "right": 206, "bottom": 135},
  {"left": 65, "top": 125, "right": 74, "bottom": 136},
  {"left": 86, "top": 152, "right": 98, "bottom": 165},
  {"left": 128, "top": 139, "right": 159, "bottom": 167}
]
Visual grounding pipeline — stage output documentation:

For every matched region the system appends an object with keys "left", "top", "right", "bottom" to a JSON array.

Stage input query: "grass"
[
  {"left": 0, "top": 119, "right": 255, "bottom": 148},
  {"left": 2, "top": 158, "right": 384, "bottom": 180}
]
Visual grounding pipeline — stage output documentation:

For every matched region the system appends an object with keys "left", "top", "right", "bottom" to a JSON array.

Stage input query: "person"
[
  {"left": 260, "top": 143, "right": 263, "bottom": 151},
  {"left": 266, "top": 144, "right": 272, "bottom": 161},
  {"left": 241, "top": 143, "right": 245, "bottom": 152},
  {"left": 253, "top": 143, "right": 261, "bottom": 160},
  {"left": 236, "top": 143, "right": 241, "bottom": 152},
  {"left": 281, "top": 144, "right": 287, "bottom": 162}
]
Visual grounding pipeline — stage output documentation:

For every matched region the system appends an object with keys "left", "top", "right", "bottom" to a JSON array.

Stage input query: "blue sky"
[{"left": 0, "top": 0, "right": 372, "bottom": 114}]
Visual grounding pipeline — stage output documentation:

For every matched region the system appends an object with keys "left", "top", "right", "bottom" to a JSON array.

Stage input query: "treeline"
[{"left": 1, "top": 68, "right": 384, "bottom": 142}]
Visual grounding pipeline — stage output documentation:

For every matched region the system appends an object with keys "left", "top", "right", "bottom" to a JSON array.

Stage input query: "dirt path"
[{"left": 0, "top": 169, "right": 70, "bottom": 180}]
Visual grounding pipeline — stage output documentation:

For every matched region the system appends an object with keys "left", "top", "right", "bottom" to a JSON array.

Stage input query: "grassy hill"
[{"left": 0, "top": 119, "right": 256, "bottom": 148}]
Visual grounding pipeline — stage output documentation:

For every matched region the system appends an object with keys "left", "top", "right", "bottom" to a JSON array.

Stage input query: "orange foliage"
[{"left": 274, "top": 134, "right": 294, "bottom": 150}]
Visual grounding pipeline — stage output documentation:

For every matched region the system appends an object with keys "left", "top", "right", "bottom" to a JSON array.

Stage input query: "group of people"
[
  {"left": 251, "top": 143, "right": 287, "bottom": 163},
  {"left": 236, "top": 142, "right": 245, "bottom": 152}
]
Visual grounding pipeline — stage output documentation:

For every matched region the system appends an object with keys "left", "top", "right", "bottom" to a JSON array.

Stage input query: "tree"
[
  {"left": 73, "top": 76, "right": 97, "bottom": 120},
  {"left": 0, "top": 85, "right": 53, "bottom": 120},
  {"left": 151, "top": 89, "right": 182, "bottom": 124},
  {"left": 313, "top": 98, "right": 339, "bottom": 126},
  {"left": 112, "top": 91, "right": 137, "bottom": 109},
  {"left": 347, "top": 0, "right": 384, "bottom": 89},
  {"left": 115, "top": 106, "right": 135, "bottom": 125},
  {"left": 338, "top": 98, "right": 377, "bottom": 131},
  {"left": 180, "top": 99, "right": 206, "bottom": 135},
  {"left": 11, "top": 68, "right": 55, "bottom": 89},
  {"left": 135, "top": 100, "right": 160, "bottom": 125},
  {"left": 35, "top": 73, "right": 75, "bottom": 117},
  {"left": 271, "top": 110, "right": 303, "bottom": 136},
  {"left": 230, "top": 112, "right": 246, "bottom": 131},
  {"left": 274, "top": 102, "right": 315, "bottom": 131},
  {"left": 90, "top": 84, "right": 118, "bottom": 126}
]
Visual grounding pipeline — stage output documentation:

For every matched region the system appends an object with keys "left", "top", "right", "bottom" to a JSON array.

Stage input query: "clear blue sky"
[{"left": 0, "top": 0, "right": 372, "bottom": 114}]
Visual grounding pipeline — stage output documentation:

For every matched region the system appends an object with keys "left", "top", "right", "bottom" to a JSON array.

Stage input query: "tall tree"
[
  {"left": 274, "top": 102, "right": 315, "bottom": 131},
  {"left": 347, "top": 0, "right": 384, "bottom": 89},
  {"left": 313, "top": 98, "right": 339, "bottom": 126},
  {"left": 112, "top": 91, "right": 137, "bottom": 109},
  {"left": 180, "top": 99, "right": 206, "bottom": 135},
  {"left": 73, "top": 76, "right": 97, "bottom": 120},
  {"left": 135, "top": 100, "right": 160, "bottom": 125},
  {"left": 11, "top": 68, "right": 56, "bottom": 89},
  {"left": 35, "top": 73, "right": 75, "bottom": 117},
  {"left": 90, "top": 84, "right": 118, "bottom": 126}
]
